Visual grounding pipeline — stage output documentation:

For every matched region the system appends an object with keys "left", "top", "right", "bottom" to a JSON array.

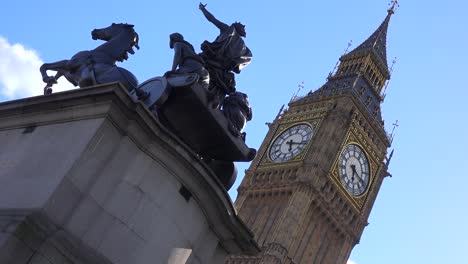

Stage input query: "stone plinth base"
[{"left": 0, "top": 83, "right": 258, "bottom": 264}]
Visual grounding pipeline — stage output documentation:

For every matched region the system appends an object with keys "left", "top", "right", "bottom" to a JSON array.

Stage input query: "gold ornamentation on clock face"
[
  {"left": 269, "top": 124, "right": 314, "bottom": 163},
  {"left": 338, "top": 144, "right": 370, "bottom": 196}
]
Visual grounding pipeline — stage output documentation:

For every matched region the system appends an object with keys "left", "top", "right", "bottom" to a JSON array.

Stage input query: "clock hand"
[
  {"left": 354, "top": 172, "right": 365, "bottom": 185},
  {"left": 286, "top": 139, "right": 294, "bottom": 152},
  {"left": 352, "top": 178, "right": 356, "bottom": 194},
  {"left": 286, "top": 140, "right": 306, "bottom": 152},
  {"left": 350, "top": 165, "right": 365, "bottom": 184},
  {"left": 289, "top": 142, "right": 306, "bottom": 145}
]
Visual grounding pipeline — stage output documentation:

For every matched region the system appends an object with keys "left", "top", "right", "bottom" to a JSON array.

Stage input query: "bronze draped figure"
[
  {"left": 169, "top": 33, "right": 210, "bottom": 88},
  {"left": 198, "top": 3, "right": 252, "bottom": 107}
]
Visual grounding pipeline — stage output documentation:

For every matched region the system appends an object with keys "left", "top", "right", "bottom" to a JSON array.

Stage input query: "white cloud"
[
  {"left": 0, "top": 36, "right": 74, "bottom": 101},
  {"left": 347, "top": 260, "right": 357, "bottom": 264}
]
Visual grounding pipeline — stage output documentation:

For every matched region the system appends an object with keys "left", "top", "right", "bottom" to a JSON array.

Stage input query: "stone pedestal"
[{"left": 0, "top": 83, "right": 259, "bottom": 264}]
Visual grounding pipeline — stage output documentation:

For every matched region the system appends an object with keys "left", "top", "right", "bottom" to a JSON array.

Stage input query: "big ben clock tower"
[{"left": 227, "top": 3, "right": 398, "bottom": 264}]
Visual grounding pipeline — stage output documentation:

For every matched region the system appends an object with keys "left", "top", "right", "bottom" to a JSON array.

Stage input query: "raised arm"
[{"left": 199, "top": 3, "right": 229, "bottom": 31}]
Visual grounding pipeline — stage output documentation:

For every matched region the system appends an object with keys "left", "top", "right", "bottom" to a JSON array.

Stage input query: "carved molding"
[
  {"left": 350, "top": 111, "right": 388, "bottom": 159},
  {"left": 225, "top": 255, "right": 260, "bottom": 264},
  {"left": 243, "top": 167, "right": 301, "bottom": 189},
  {"left": 260, "top": 242, "right": 289, "bottom": 263},
  {"left": 306, "top": 182, "right": 365, "bottom": 241}
]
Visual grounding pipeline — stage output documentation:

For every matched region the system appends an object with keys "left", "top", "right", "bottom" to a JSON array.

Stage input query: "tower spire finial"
[
  {"left": 328, "top": 40, "right": 352, "bottom": 79},
  {"left": 390, "top": 119, "right": 399, "bottom": 144},
  {"left": 388, "top": 0, "right": 399, "bottom": 14},
  {"left": 290, "top": 81, "right": 305, "bottom": 102},
  {"left": 382, "top": 57, "right": 397, "bottom": 99}
]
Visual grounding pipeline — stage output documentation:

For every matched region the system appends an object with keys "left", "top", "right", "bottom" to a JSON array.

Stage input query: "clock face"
[
  {"left": 338, "top": 144, "right": 370, "bottom": 196},
  {"left": 269, "top": 124, "right": 314, "bottom": 163}
]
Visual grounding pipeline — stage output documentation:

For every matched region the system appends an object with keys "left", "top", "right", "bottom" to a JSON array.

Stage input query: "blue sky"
[{"left": 1, "top": 1, "right": 467, "bottom": 263}]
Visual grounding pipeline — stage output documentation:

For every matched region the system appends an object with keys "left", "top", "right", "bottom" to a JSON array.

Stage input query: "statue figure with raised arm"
[
  {"left": 169, "top": 33, "right": 209, "bottom": 88},
  {"left": 198, "top": 3, "right": 252, "bottom": 107}
]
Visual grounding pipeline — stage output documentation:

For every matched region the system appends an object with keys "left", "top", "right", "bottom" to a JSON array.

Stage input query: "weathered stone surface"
[
  {"left": 0, "top": 83, "right": 259, "bottom": 263},
  {"left": 0, "top": 118, "right": 103, "bottom": 209}
]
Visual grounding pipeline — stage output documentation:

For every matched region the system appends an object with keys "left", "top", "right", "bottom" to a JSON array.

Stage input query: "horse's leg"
[
  {"left": 43, "top": 71, "right": 62, "bottom": 95},
  {"left": 40, "top": 60, "right": 78, "bottom": 86}
]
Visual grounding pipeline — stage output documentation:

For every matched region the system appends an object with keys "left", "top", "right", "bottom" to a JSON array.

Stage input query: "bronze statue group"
[
  {"left": 39, "top": 4, "right": 255, "bottom": 189},
  {"left": 169, "top": 3, "right": 252, "bottom": 139},
  {"left": 40, "top": 3, "right": 252, "bottom": 141}
]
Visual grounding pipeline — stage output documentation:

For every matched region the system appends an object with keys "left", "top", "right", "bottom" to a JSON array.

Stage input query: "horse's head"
[{"left": 91, "top": 23, "right": 140, "bottom": 61}]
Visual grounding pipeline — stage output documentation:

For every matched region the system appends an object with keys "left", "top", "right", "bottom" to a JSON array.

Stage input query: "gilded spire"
[
  {"left": 295, "top": 2, "right": 398, "bottom": 126},
  {"left": 388, "top": 0, "right": 399, "bottom": 14},
  {"left": 341, "top": 2, "right": 397, "bottom": 78}
]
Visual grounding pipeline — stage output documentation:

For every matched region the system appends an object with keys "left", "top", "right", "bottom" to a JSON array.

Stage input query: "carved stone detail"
[
  {"left": 226, "top": 255, "right": 260, "bottom": 264},
  {"left": 258, "top": 242, "right": 289, "bottom": 263}
]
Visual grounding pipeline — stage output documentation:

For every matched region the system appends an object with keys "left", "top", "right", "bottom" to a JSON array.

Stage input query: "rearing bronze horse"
[{"left": 40, "top": 23, "right": 145, "bottom": 97}]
